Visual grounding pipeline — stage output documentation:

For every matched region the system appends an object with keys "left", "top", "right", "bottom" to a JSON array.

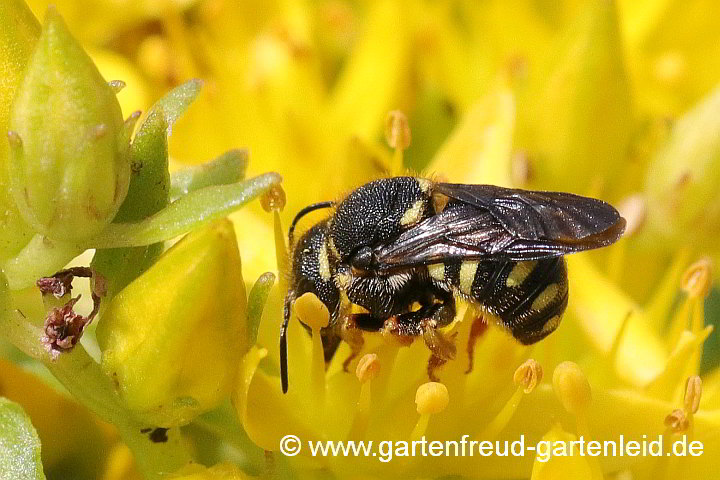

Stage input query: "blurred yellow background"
[{"left": 3, "top": 1, "right": 720, "bottom": 479}]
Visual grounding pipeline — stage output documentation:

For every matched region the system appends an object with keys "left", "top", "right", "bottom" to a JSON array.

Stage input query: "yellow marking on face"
[
  {"left": 328, "top": 236, "right": 340, "bottom": 259},
  {"left": 400, "top": 199, "right": 425, "bottom": 226},
  {"left": 542, "top": 315, "right": 562, "bottom": 334},
  {"left": 531, "top": 283, "right": 559, "bottom": 311},
  {"left": 428, "top": 263, "right": 445, "bottom": 282},
  {"left": 459, "top": 261, "right": 479, "bottom": 295},
  {"left": 506, "top": 260, "right": 538, "bottom": 287},
  {"left": 318, "top": 240, "right": 331, "bottom": 281}
]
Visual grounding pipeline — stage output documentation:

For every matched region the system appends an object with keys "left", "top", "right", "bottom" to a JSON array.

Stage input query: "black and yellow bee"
[{"left": 281, "top": 176, "right": 626, "bottom": 392}]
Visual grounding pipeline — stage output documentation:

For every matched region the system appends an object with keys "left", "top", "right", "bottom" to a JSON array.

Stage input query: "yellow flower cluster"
[{"left": 1, "top": 0, "right": 719, "bottom": 479}]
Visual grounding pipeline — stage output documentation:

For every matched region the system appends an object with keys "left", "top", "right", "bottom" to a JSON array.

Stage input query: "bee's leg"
[
  {"left": 338, "top": 313, "right": 385, "bottom": 372},
  {"left": 422, "top": 315, "right": 458, "bottom": 382},
  {"left": 352, "top": 313, "right": 387, "bottom": 332},
  {"left": 465, "top": 314, "right": 488, "bottom": 374},
  {"left": 388, "top": 296, "right": 458, "bottom": 381}
]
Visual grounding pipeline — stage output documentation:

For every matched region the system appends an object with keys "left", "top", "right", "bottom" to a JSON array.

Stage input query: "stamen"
[
  {"left": 609, "top": 311, "right": 632, "bottom": 364},
  {"left": 261, "top": 184, "right": 287, "bottom": 213},
  {"left": 510, "top": 150, "right": 531, "bottom": 186},
  {"left": 478, "top": 359, "right": 542, "bottom": 440},
  {"left": 293, "top": 292, "right": 330, "bottom": 330},
  {"left": 681, "top": 257, "right": 712, "bottom": 299},
  {"left": 608, "top": 194, "right": 645, "bottom": 281},
  {"left": 552, "top": 362, "right": 602, "bottom": 480},
  {"left": 664, "top": 409, "right": 689, "bottom": 433},
  {"left": 684, "top": 375, "right": 702, "bottom": 415},
  {"left": 37, "top": 268, "right": 107, "bottom": 357},
  {"left": 552, "top": 361, "right": 591, "bottom": 416},
  {"left": 514, "top": 359, "right": 543, "bottom": 394},
  {"left": 272, "top": 210, "right": 289, "bottom": 291},
  {"left": 293, "top": 293, "right": 330, "bottom": 402},
  {"left": 347, "top": 354, "right": 380, "bottom": 440},
  {"left": 356, "top": 353, "right": 380, "bottom": 383},
  {"left": 410, "top": 382, "right": 449, "bottom": 441},
  {"left": 666, "top": 258, "right": 712, "bottom": 352},
  {"left": 384, "top": 110, "right": 411, "bottom": 175}
]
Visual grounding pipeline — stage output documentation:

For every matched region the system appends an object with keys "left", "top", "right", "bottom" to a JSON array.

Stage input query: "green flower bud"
[
  {"left": 0, "top": 0, "right": 39, "bottom": 262},
  {"left": 97, "top": 220, "right": 247, "bottom": 427},
  {"left": 7, "top": 8, "right": 132, "bottom": 242}
]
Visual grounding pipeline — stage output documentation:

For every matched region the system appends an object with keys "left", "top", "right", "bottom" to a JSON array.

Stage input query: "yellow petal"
[
  {"left": 518, "top": 0, "right": 632, "bottom": 195},
  {"left": 428, "top": 85, "right": 515, "bottom": 186},
  {"left": 530, "top": 424, "right": 594, "bottom": 480}
]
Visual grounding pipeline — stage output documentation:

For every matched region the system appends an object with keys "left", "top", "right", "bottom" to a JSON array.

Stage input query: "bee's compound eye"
[{"left": 350, "top": 246, "right": 374, "bottom": 270}]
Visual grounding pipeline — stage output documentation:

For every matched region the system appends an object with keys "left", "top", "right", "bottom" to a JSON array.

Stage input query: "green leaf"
[
  {"left": 87, "top": 172, "right": 282, "bottom": 249},
  {"left": 247, "top": 272, "right": 276, "bottom": 347},
  {"left": 115, "top": 78, "right": 202, "bottom": 222},
  {"left": 115, "top": 109, "right": 170, "bottom": 223},
  {"left": 170, "top": 149, "right": 249, "bottom": 201},
  {"left": 0, "top": 397, "right": 46, "bottom": 480}
]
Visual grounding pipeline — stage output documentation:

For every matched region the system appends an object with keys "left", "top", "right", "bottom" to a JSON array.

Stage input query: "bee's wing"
[{"left": 373, "top": 183, "right": 626, "bottom": 269}]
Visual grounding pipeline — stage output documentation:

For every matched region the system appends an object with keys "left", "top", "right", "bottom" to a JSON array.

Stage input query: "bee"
[{"left": 280, "top": 177, "right": 625, "bottom": 393}]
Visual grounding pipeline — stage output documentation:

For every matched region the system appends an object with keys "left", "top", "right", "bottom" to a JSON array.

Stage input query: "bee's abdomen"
[{"left": 436, "top": 257, "right": 568, "bottom": 344}]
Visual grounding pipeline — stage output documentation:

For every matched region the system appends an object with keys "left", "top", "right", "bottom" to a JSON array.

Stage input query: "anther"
[
  {"left": 664, "top": 409, "right": 689, "bottom": 433},
  {"left": 93, "top": 123, "right": 108, "bottom": 138},
  {"left": 7, "top": 131, "right": 23, "bottom": 148},
  {"left": 684, "top": 376, "right": 702, "bottom": 414},
  {"left": 514, "top": 359, "right": 543, "bottom": 394},
  {"left": 681, "top": 257, "right": 712, "bottom": 299},
  {"left": 384, "top": 110, "right": 411, "bottom": 151},
  {"left": 356, "top": 353, "right": 380, "bottom": 384},
  {"left": 552, "top": 361, "right": 591, "bottom": 416},
  {"left": 261, "top": 184, "right": 287, "bottom": 212},
  {"left": 415, "top": 381, "right": 449, "bottom": 415},
  {"left": 108, "top": 80, "right": 126, "bottom": 93},
  {"left": 293, "top": 292, "right": 330, "bottom": 330}
]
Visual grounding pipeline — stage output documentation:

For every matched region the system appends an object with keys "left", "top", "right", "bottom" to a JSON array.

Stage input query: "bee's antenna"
[
  {"left": 288, "top": 201, "right": 335, "bottom": 245},
  {"left": 280, "top": 295, "right": 294, "bottom": 394}
]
